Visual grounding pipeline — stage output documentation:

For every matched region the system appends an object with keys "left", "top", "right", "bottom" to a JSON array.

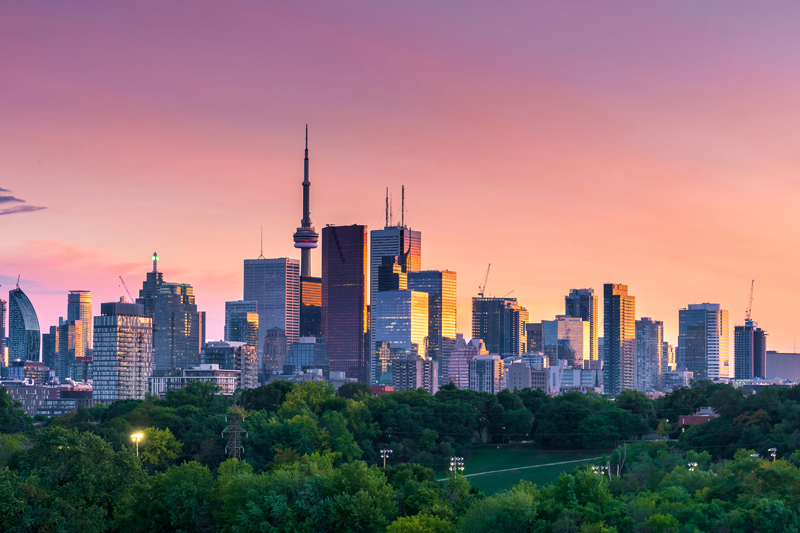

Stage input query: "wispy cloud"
[{"left": 0, "top": 188, "right": 45, "bottom": 216}]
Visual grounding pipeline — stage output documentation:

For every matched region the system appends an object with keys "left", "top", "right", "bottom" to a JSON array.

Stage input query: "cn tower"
[{"left": 293, "top": 125, "right": 319, "bottom": 277}]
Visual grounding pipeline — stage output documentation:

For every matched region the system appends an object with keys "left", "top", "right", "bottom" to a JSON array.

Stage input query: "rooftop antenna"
[
  {"left": 258, "top": 226, "right": 265, "bottom": 259},
  {"left": 151, "top": 252, "right": 159, "bottom": 273},
  {"left": 15, "top": 275, "right": 20, "bottom": 289},
  {"left": 401, "top": 185, "right": 405, "bottom": 228},
  {"left": 390, "top": 192, "right": 393, "bottom": 227},
  {"left": 385, "top": 188, "right": 389, "bottom": 228}
]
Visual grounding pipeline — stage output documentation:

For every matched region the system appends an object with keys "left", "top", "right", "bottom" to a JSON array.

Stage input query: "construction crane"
[
  {"left": 119, "top": 276, "right": 135, "bottom": 303},
  {"left": 745, "top": 279, "right": 755, "bottom": 323},
  {"left": 478, "top": 264, "right": 491, "bottom": 298},
  {"left": 501, "top": 290, "right": 515, "bottom": 298}
]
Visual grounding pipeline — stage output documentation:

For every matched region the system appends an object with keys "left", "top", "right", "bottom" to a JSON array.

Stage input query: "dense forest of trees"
[{"left": 3, "top": 379, "right": 800, "bottom": 531}]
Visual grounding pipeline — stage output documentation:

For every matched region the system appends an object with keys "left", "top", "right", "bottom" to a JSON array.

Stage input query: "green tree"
[
  {"left": 140, "top": 426, "right": 183, "bottom": 466},
  {"left": 339, "top": 381, "right": 372, "bottom": 399},
  {"left": 457, "top": 482, "right": 538, "bottom": 533},
  {"left": 387, "top": 514, "right": 455, "bottom": 533}
]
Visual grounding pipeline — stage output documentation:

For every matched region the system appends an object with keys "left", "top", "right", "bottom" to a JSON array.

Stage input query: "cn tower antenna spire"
[{"left": 293, "top": 124, "right": 319, "bottom": 277}]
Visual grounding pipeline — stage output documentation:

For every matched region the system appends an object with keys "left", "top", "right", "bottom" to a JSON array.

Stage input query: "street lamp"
[
  {"left": 449, "top": 456, "right": 465, "bottom": 475},
  {"left": 688, "top": 462, "right": 698, "bottom": 472},
  {"left": 131, "top": 432, "right": 143, "bottom": 457},
  {"left": 769, "top": 448, "right": 777, "bottom": 461},
  {"left": 380, "top": 448, "right": 393, "bottom": 468}
]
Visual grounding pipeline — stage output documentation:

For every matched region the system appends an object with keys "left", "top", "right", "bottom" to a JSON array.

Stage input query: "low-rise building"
[
  {"left": 678, "top": 407, "right": 719, "bottom": 427},
  {"left": 661, "top": 370, "right": 693, "bottom": 392},
  {"left": 1, "top": 380, "right": 49, "bottom": 417},
  {"left": 150, "top": 364, "right": 239, "bottom": 397},
  {"left": 469, "top": 355, "right": 503, "bottom": 394},
  {"left": 201, "top": 341, "right": 258, "bottom": 390},
  {"left": 7, "top": 360, "right": 50, "bottom": 385}
]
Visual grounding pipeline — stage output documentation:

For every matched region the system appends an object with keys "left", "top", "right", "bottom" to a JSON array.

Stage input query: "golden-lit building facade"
[{"left": 374, "top": 290, "right": 429, "bottom": 383}]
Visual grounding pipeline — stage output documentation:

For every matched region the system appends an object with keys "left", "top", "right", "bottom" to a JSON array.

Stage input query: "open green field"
[{"left": 441, "top": 443, "right": 605, "bottom": 495}]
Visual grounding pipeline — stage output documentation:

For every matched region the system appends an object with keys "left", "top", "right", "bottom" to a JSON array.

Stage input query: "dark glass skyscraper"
[
  {"left": 0, "top": 298, "right": 6, "bottom": 361},
  {"left": 603, "top": 283, "right": 636, "bottom": 396},
  {"left": 471, "top": 297, "right": 528, "bottom": 357},
  {"left": 565, "top": 288, "right": 598, "bottom": 363},
  {"left": 8, "top": 286, "right": 40, "bottom": 362},
  {"left": 635, "top": 317, "right": 663, "bottom": 391},
  {"left": 735, "top": 321, "right": 767, "bottom": 379},
  {"left": 153, "top": 283, "right": 200, "bottom": 370},
  {"left": 243, "top": 257, "right": 300, "bottom": 354},
  {"left": 322, "top": 224, "right": 368, "bottom": 382},
  {"left": 678, "top": 303, "right": 730, "bottom": 380},
  {"left": 137, "top": 253, "right": 164, "bottom": 319}
]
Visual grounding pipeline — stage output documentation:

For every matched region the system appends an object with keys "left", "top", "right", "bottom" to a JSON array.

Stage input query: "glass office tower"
[
  {"left": 243, "top": 257, "right": 300, "bottom": 354},
  {"left": 374, "top": 290, "right": 429, "bottom": 383},
  {"left": 734, "top": 321, "right": 767, "bottom": 379},
  {"left": 67, "top": 290, "right": 93, "bottom": 356},
  {"left": 322, "top": 224, "right": 369, "bottom": 382},
  {"left": 408, "top": 270, "right": 457, "bottom": 380},
  {"left": 300, "top": 276, "right": 322, "bottom": 337},
  {"left": 8, "top": 287, "right": 40, "bottom": 362},
  {"left": 542, "top": 315, "right": 590, "bottom": 368},
  {"left": 635, "top": 317, "right": 664, "bottom": 391},
  {"left": 678, "top": 303, "right": 730, "bottom": 380},
  {"left": 153, "top": 283, "right": 200, "bottom": 370}
]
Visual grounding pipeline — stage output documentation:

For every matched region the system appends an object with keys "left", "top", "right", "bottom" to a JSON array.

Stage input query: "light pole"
[
  {"left": 688, "top": 462, "right": 698, "bottom": 472},
  {"left": 380, "top": 448, "right": 393, "bottom": 468},
  {"left": 131, "top": 432, "right": 143, "bottom": 457},
  {"left": 769, "top": 448, "right": 777, "bottom": 461},
  {"left": 449, "top": 456, "right": 465, "bottom": 475},
  {"left": 750, "top": 453, "right": 760, "bottom": 460},
  {"left": 592, "top": 464, "right": 607, "bottom": 476}
]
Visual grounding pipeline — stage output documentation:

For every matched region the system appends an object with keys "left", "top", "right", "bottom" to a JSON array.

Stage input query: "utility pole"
[{"left": 222, "top": 406, "right": 247, "bottom": 471}]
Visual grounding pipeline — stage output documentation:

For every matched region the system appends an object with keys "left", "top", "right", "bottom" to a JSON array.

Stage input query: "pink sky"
[{"left": 3, "top": 1, "right": 800, "bottom": 352}]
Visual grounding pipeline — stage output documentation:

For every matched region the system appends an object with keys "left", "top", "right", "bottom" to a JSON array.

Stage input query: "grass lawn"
[{"left": 442, "top": 443, "right": 606, "bottom": 495}]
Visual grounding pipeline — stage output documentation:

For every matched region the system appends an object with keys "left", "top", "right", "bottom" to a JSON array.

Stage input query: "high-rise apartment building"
[
  {"left": 93, "top": 300, "right": 154, "bottom": 403},
  {"left": 542, "top": 316, "right": 590, "bottom": 368},
  {"left": 565, "top": 289, "right": 598, "bottom": 363},
  {"left": 661, "top": 341, "right": 676, "bottom": 375},
  {"left": 263, "top": 327, "right": 289, "bottom": 374},
  {"left": 469, "top": 355, "right": 504, "bottom": 394},
  {"left": 392, "top": 356, "right": 438, "bottom": 394},
  {"left": 153, "top": 283, "right": 200, "bottom": 370},
  {"left": 67, "top": 291, "right": 92, "bottom": 356},
  {"left": 735, "top": 322, "right": 767, "bottom": 379},
  {"left": 447, "top": 334, "right": 489, "bottom": 389},
  {"left": 42, "top": 326, "right": 59, "bottom": 374},
  {"left": 526, "top": 322, "right": 543, "bottom": 353},
  {"left": 201, "top": 341, "right": 258, "bottom": 390},
  {"left": 373, "top": 290, "right": 429, "bottom": 383},
  {"left": 57, "top": 318, "right": 83, "bottom": 380},
  {"left": 322, "top": 224, "right": 369, "bottom": 382},
  {"left": 0, "top": 298, "right": 6, "bottom": 362},
  {"left": 678, "top": 303, "right": 730, "bottom": 380},
  {"left": 243, "top": 257, "right": 300, "bottom": 353},
  {"left": 603, "top": 283, "right": 636, "bottom": 396},
  {"left": 471, "top": 297, "right": 528, "bottom": 357},
  {"left": 408, "top": 270, "right": 457, "bottom": 384},
  {"left": 8, "top": 286, "right": 40, "bottom": 362},
  {"left": 635, "top": 318, "right": 663, "bottom": 392}
]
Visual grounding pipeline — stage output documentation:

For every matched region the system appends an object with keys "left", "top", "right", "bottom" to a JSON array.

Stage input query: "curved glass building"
[{"left": 8, "top": 287, "right": 41, "bottom": 362}]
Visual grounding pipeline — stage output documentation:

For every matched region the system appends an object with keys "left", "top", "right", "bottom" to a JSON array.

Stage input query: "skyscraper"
[
  {"left": 370, "top": 210, "right": 422, "bottom": 370},
  {"left": 322, "top": 224, "right": 369, "bottom": 382},
  {"left": 153, "top": 283, "right": 200, "bottom": 370},
  {"left": 526, "top": 322, "right": 543, "bottom": 353},
  {"left": 603, "top": 283, "right": 636, "bottom": 396},
  {"left": 201, "top": 341, "right": 258, "bottom": 390},
  {"left": 263, "top": 327, "right": 289, "bottom": 374},
  {"left": 447, "top": 335, "right": 489, "bottom": 389},
  {"left": 635, "top": 317, "right": 663, "bottom": 391},
  {"left": 678, "top": 303, "right": 730, "bottom": 380},
  {"left": 374, "top": 290, "right": 429, "bottom": 383},
  {"left": 735, "top": 321, "right": 767, "bottom": 379},
  {"left": 225, "top": 301, "right": 259, "bottom": 347},
  {"left": 57, "top": 317, "right": 83, "bottom": 380},
  {"left": 67, "top": 290, "right": 92, "bottom": 356},
  {"left": 42, "top": 325, "right": 59, "bottom": 373},
  {"left": 93, "top": 300, "right": 154, "bottom": 403},
  {"left": 408, "top": 270, "right": 457, "bottom": 384},
  {"left": 542, "top": 316, "right": 590, "bottom": 368},
  {"left": 137, "top": 252, "right": 164, "bottom": 319},
  {"left": 0, "top": 298, "right": 6, "bottom": 362},
  {"left": 471, "top": 297, "right": 528, "bottom": 357},
  {"left": 565, "top": 289, "right": 599, "bottom": 363},
  {"left": 8, "top": 286, "right": 40, "bottom": 362},
  {"left": 469, "top": 355, "right": 504, "bottom": 394},
  {"left": 243, "top": 257, "right": 300, "bottom": 353}
]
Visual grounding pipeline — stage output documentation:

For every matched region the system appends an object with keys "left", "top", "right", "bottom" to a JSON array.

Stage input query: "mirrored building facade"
[{"left": 8, "top": 287, "right": 40, "bottom": 362}]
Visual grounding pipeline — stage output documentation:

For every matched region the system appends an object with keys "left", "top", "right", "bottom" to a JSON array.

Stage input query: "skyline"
[{"left": 3, "top": 2, "right": 800, "bottom": 350}]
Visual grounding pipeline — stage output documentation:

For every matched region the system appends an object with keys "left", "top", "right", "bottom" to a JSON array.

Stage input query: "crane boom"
[
  {"left": 119, "top": 276, "right": 135, "bottom": 303},
  {"left": 478, "top": 263, "right": 491, "bottom": 298},
  {"left": 746, "top": 279, "right": 754, "bottom": 322}
]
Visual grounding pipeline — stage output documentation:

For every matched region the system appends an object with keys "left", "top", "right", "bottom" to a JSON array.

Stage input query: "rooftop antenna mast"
[
  {"left": 258, "top": 226, "right": 265, "bottom": 259},
  {"left": 15, "top": 275, "right": 20, "bottom": 289},
  {"left": 385, "top": 188, "right": 389, "bottom": 227},
  {"left": 401, "top": 185, "right": 405, "bottom": 228},
  {"left": 390, "top": 193, "right": 393, "bottom": 227}
]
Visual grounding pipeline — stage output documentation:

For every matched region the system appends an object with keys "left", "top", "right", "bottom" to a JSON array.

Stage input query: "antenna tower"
[
  {"left": 258, "top": 226, "right": 265, "bottom": 259},
  {"left": 385, "top": 188, "right": 389, "bottom": 227},
  {"left": 401, "top": 185, "right": 405, "bottom": 228},
  {"left": 222, "top": 406, "right": 247, "bottom": 466}
]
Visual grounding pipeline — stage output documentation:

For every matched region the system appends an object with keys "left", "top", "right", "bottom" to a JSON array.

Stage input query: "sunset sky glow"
[{"left": 3, "top": 1, "right": 800, "bottom": 352}]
